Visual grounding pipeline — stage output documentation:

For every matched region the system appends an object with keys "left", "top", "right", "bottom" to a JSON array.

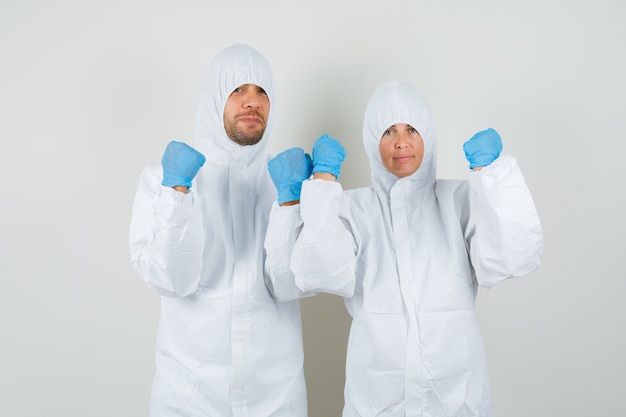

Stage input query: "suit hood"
[
  {"left": 193, "top": 44, "right": 275, "bottom": 166},
  {"left": 363, "top": 81, "right": 437, "bottom": 198}
]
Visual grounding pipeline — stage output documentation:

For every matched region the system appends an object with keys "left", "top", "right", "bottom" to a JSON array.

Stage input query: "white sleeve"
[
  {"left": 264, "top": 202, "right": 316, "bottom": 301},
  {"left": 466, "top": 153, "right": 544, "bottom": 288},
  {"left": 291, "top": 179, "right": 357, "bottom": 297},
  {"left": 128, "top": 166, "right": 204, "bottom": 297}
]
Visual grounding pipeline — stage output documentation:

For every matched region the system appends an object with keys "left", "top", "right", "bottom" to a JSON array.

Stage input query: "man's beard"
[{"left": 224, "top": 113, "right": 266, "bottom": 146}]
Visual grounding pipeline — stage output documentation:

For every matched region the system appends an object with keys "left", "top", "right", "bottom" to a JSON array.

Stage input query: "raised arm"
[
  {"left": 265, "top": 147, "right": 314, "bottom": 300},
  {"left": 265, "top": 135, "right": 357, "bottom": 299},
  {"left": 293, "top": 135, "right": 356, "bottom": 296},
  {"left": 128, "top": 141, "right": 206, "bottom": 297},
  {"left": 463, "top": 129, "right": 543, "bottom": 288}
]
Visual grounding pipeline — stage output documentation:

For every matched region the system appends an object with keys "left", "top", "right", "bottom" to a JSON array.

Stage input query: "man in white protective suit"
[
  {"left": 129, "top": 44, "right": 307, "bottom": 417},
  {"left": 264, "top": 81, "right": 543, "bottom": 417}
]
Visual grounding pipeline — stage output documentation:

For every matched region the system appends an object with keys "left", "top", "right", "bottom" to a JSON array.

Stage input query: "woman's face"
[{"left": 378, "top": 123, "right": 425, "bottom": 178}]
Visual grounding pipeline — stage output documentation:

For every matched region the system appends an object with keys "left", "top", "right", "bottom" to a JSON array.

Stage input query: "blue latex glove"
[
  {"left": 463, "top": 128, "right": 503, "bottom": 170},
  {"left": 268, "top": 147, "right": 313, "bottom": 204},
  {"left": 312, "top": 134, "right": 346, "bottom": 179},
  {"left": 161, "top": 141, "right": 206, "bottom": 188}
]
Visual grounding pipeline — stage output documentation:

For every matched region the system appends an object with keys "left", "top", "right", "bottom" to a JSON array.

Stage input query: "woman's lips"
[{"left": 394, "top": 155, "right": 413, "bottom": 162}]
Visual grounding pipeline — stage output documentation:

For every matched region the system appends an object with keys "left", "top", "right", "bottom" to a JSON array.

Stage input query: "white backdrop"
[{"left": 1, "top": 1, "right": 624, "bottom": 416}]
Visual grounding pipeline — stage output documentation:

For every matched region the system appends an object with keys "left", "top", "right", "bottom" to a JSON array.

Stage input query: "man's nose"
[{"left": 243, "top": 93, "right": 261, "bottom": 108}]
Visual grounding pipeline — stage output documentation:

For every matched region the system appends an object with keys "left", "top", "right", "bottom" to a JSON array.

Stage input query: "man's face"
[
  {"left": 223, "top": 84, "right": 270, "bottom": 146},
  {"left": 378, "top": 123, "right": 425, "bottom": 178}
]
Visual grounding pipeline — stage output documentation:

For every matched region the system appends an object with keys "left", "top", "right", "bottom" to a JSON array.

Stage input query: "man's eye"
[{"left": 258, "top": 87, "right": 268, "bottom": 96}]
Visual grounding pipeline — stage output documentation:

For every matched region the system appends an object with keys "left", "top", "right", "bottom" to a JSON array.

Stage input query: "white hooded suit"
[
  {"left": 264, "top": 81, "right": 543, "bottom": 416},
  {"left": 129, "top": 44, "right": 307, "bottom": 417}
]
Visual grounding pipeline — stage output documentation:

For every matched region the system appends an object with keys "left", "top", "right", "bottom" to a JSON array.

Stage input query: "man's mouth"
[{"left": 237, "top": 113, "right": 262, "bottom": 124}]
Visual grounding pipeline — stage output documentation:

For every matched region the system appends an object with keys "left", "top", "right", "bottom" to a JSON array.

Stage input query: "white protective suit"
[
  {"left": 265, "top": 81, "right": 543, "bottom": 416},
  {"left": 129, "top": 44, "right": 307, "bottom": 417}
]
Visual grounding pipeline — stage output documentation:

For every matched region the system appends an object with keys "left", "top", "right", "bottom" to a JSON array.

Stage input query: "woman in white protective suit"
[
  {"left": 129, "top": 44, "right": 307, "bottom": 417},
  {"left": 264, "top": 81, "right": 543, "bottom": 416}
]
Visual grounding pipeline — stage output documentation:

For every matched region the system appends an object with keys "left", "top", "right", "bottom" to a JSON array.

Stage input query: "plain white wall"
[{"left": 1, "top": 1, "right": 624, "bottom": 416}]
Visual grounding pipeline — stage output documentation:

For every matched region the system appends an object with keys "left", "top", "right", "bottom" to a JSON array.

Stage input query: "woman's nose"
[{"left": 395, "top": 139, "right": 408, "bottom": 148}]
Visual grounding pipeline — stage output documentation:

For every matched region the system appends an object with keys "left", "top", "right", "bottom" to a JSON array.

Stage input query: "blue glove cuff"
[
  {"left": 467, "top": 155, "right": 498, "bottom": 170},
  {"left": 277, "top": 182, "right": 304, "bottom": 205},
  {"left": 312, "top": 163, "right": 341, "bottom": 179},
  {"left": 162, "top": 173, "right": 193, "bottom": 188}
]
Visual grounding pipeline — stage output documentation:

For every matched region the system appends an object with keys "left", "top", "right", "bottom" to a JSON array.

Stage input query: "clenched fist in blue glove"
[
  {"left": 463, "top": 128, "right": 503, "bottom": 170},
  {"left": 268, "top": 147, "right": 313, "bottom": 205},
  {"left": 161, "top": 141, "right": 206, "bottom": 189},
  {"left": 312, "top": 134, "right": 346, "bottom": 179}
]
